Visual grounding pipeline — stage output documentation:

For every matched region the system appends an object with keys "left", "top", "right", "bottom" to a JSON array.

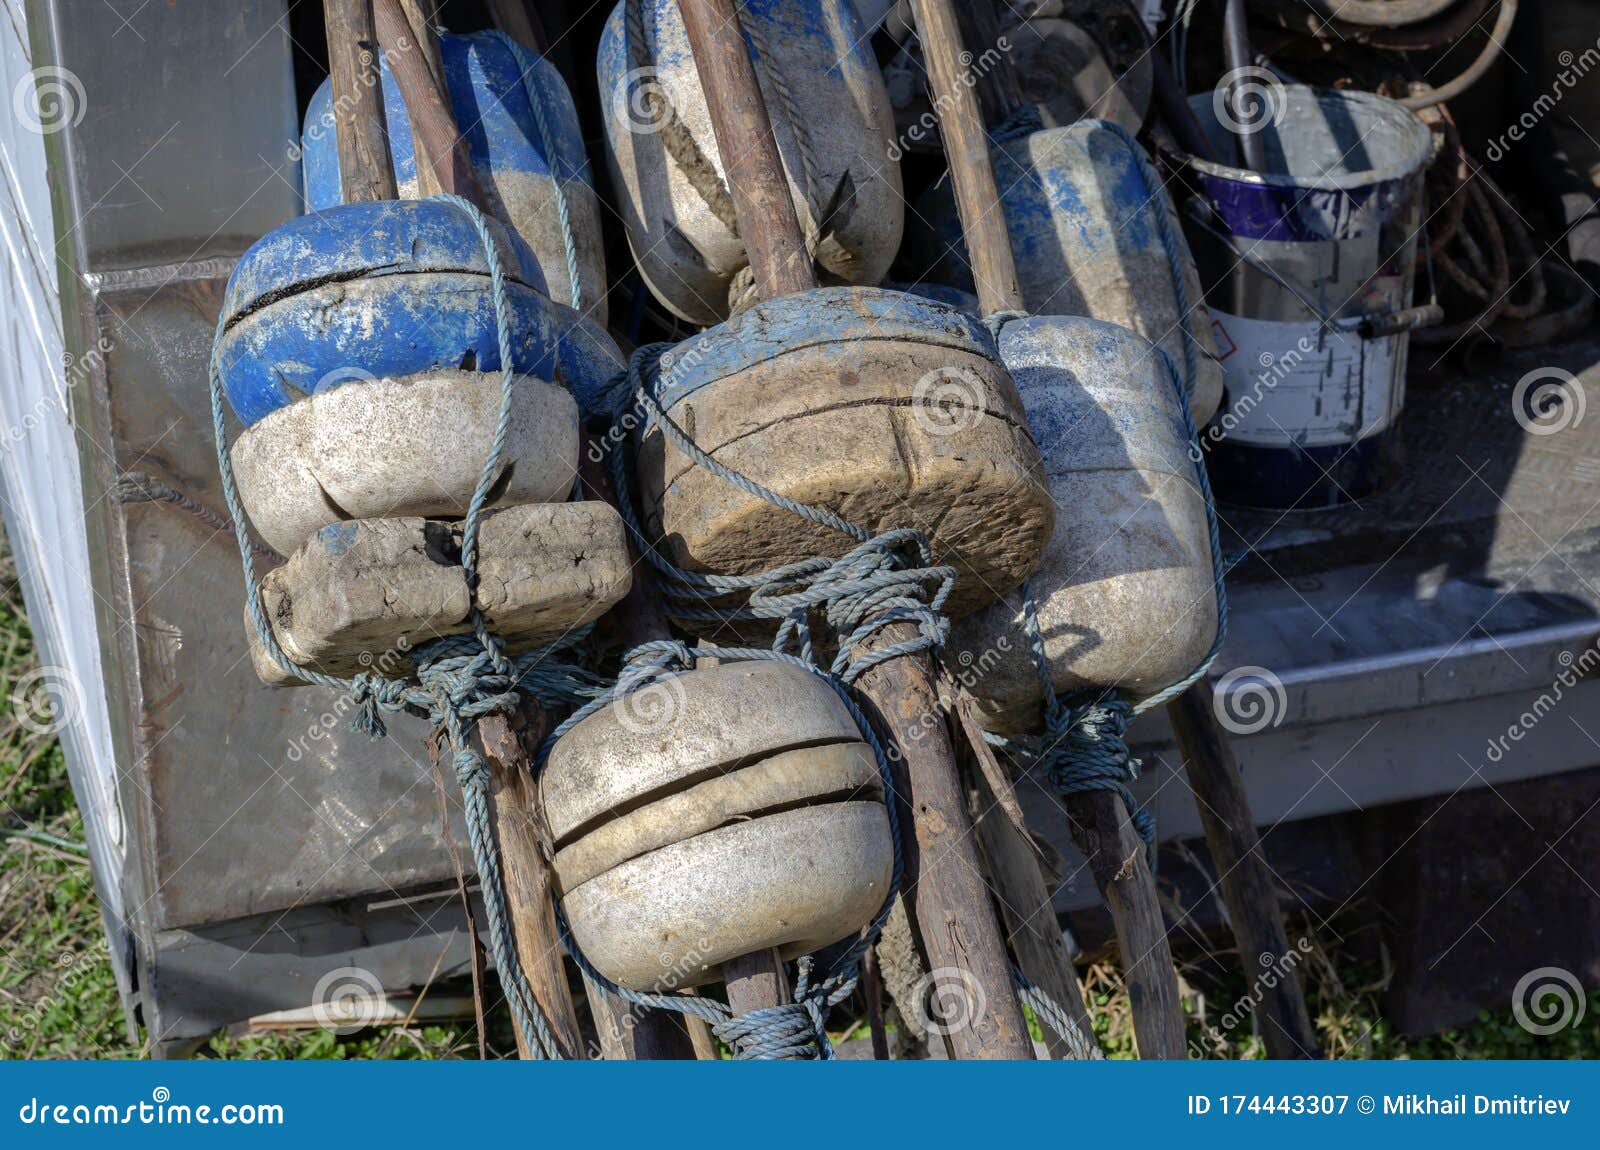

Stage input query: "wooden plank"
[
  {"left": 323, "top": 0, "right": 397, "bottom": 202},
  {"left": 1168, "top": 682, "right": 1320, "bottom": 1058}
]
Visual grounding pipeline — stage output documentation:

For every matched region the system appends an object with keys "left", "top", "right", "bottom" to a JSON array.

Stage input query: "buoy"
[
  {"left": 946, "top": 316, "right": 1218, "bottom": 735},
  {"left": 635, "top": 285, "right": 1055, "bottom": 617},
  {"left": 597, "top": 0, "right": 904, "bottom": 325},
  {"left": 217, "top": 199, "right": 575, "bottom": 555},
  {"left": 542, "top": 661, "right": 894, "bottom": 991},
  {"left": 905, "top": 118, "right": 1225, "bottom": 426},
  {"left": 302, "top": 29, "right": 608, "bottom": 321}
]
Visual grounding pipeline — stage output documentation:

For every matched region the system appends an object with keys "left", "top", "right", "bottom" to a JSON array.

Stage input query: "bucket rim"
[{"left": 1169, "top": 85, "right": 1434, "bottom": 192}]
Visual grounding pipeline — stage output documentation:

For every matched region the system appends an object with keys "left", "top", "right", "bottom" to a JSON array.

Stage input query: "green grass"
[{"left": 1, "top": 529, "right": 1595, "bottom": 1060}]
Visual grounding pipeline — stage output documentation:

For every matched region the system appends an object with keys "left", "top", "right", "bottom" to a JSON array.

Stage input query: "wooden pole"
[
  {"left": 954, "top": 694, "right": 1096, "bottom": 1058},
  {"left": 323, "top": 0, "right": 397, "bottom": 202},
  {"left": 676, "top": 0, "right": 1034, "bottom": 1059},
  {"left": 1168, "top": 683, "right": 1320, "bottom": 1058},
  {"left": 477, "top": 708, "right": 583, "bottom": 1059},
  {"left": 362, "top": 0, "right": 590, "bottom": 1058},
  {"left": 397, "top": 0, "right": 446, "bottom": 197},
  {"left": 907, "top": 0, "right": 1020, "bottom": 317},
  {"left": 918, "top": 0, "right": 1188, "bottom": 1059},
  {"left": 373, "top": 0, "right": 485, "bottom": 206}
]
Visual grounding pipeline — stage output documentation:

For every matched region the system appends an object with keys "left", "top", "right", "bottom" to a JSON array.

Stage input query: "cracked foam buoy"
[
  {"left": 904, "top": 118, "right": 1224, "bottom": 426},
  {"left": 597, "top": 0, "right": 903, "bottom": 325},
  {"left": 217, "top": 199, "right": 575, "bottom": 555},
  {"left": 635, "top": 286, "right": 1054, "bottom": 619},
  {"left": 542, "top": 660, "right": 893, "bottom": 991},
  {"left": 302, "top": 30, "right": 608, "bottom": 323},
  {"left": 945, "top": 316, "right": 1218, "bottom": 736}
]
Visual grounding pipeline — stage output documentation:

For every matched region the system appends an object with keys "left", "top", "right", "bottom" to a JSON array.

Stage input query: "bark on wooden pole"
[
  {"left": 323, "top": 0, "right": 397, "bottom": 203},
  {"left": 675, "top": 0, "right": 1034, "bottom": 1058}
]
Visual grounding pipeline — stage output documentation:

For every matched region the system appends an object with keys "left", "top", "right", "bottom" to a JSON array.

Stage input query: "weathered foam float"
[
  {"left": 904, "top": 118, "right": 1226, "bottom": 426},
  {"left": 303, "top": 29, "right": 607, "bottom": 322},
  {"left": 543, "top": 661, "right": 894, "bottom": 992},
  {"left": 635, "top": 286, "right": 1055, "bottom": 618},
  {"left": 299, "top": 28, "right": 624, "bottom": 408},
  {"left": 217, "top": 198, "right": 632, "bottom": 684},
  {"left": 946, "top": 317, "right": 1218, "bottom": 736},
  {"left": 597, "top": 0, "right": 904, "bottom": 325}
]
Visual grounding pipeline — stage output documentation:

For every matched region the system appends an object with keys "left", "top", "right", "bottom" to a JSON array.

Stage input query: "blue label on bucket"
[{"left": 1200, "top": 173, "right": 1413, "bottom": 243}]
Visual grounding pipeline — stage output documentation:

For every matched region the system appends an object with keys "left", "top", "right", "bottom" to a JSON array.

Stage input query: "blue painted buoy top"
[
  {"left": 301, "top": 31, "right": 605, "bottom": 317},
  {"left": 218, "top": 200, "right": 561, "bottom": 427}
]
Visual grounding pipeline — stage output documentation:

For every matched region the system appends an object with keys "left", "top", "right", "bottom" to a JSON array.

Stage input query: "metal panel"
[{"left": 49, "top": 0, "right": 300, "bottom": 270}]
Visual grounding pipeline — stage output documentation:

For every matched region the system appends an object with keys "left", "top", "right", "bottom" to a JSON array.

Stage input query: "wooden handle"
[
  {"left": 677, "top": 0, "right": 816, "bottom": 300},
  {"left": 323, "top": 0, "right": 397, "bottom": 202},
  {"left": 372, "top": 0, "right": 487, "bottom": 208},
  {"left": 909, "top": 0, "right": 1022, "bottom": 315}
]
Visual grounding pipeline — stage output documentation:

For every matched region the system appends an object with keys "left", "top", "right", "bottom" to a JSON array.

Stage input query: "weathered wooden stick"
[
  {"left": 1167, "top": 683, "right": 1320, "bottom": 1058},
  {"left": 677, "top": 0, "right": 1034, "bottom": 1058},
  {"left": 373, "top": 0, "right": 485, "bottom": 206},
  {"left": 921, "top": 0, "right": 1188, "bottom": 1059},
  {"left": 954, "top": 694, "right": 1096, "bottom": 1058},
  {"left": 477, "top": 707, "right": 583, "bottom": 1059},
  {"left": 908, "top": 0, "right": 1020, "bottom": 316},
  {"left": 356, "top": 3, "right": 589, "bottom": 1059},
  {"left": 323, "top": 0, "right": 397, "bottom": 202},
  {"left": 396, "top": 0, "right": 446, "bottom": 197}
]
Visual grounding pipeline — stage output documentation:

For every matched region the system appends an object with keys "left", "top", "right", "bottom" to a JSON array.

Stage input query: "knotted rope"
[{"left": 208, "top": 193, "right": 602, "bottom": 1059}]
